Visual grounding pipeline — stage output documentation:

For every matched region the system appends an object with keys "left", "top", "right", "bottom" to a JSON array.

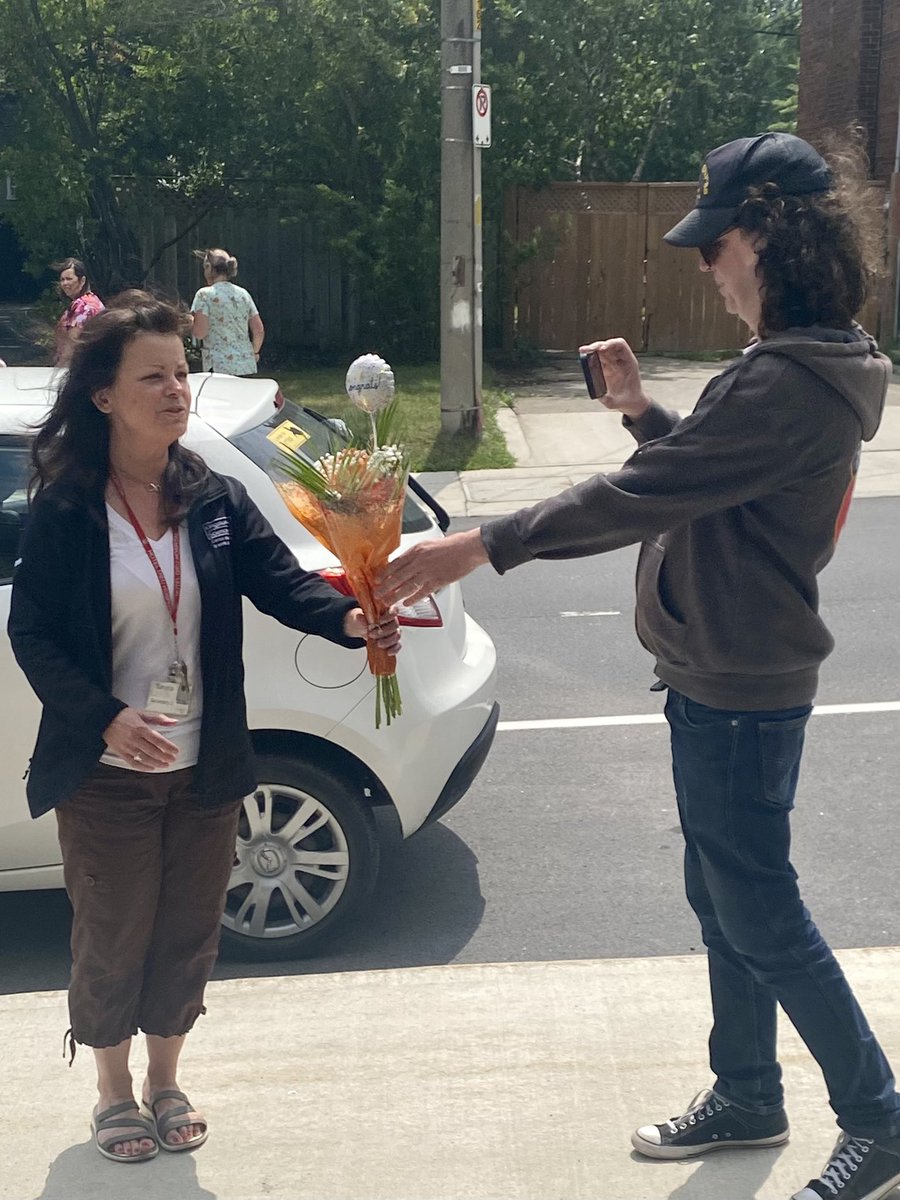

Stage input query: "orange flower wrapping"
[{"left": 276, "top": 480, "right": 405, "bottom": 679}]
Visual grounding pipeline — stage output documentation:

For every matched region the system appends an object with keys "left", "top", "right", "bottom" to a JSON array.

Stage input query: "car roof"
[{"left": 0, "top": 368, "right": 280, "bottom": 439}]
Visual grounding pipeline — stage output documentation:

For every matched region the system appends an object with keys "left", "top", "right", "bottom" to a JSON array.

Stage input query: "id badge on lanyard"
[
  {"left": 110, "top": 476, "right": 193, "bottom": 718},
  {"left": 146, "top": 658, "right": 192, "bottom": 717}
]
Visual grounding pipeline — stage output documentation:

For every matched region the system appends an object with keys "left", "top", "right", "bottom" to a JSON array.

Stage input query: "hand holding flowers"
[
  {"left": 275, "top": 355, "right": 410, "bottom": 728},
  {"left": 343, "top": 607, "right": 402, "bottom": 654}
]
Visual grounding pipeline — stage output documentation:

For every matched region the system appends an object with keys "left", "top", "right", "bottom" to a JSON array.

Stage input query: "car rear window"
[
  {"left": 0, "top": 436, "right": 31, "bottom": 583},
  {"left": 229, "top": 398, "right": 432, "bottom": 533}
]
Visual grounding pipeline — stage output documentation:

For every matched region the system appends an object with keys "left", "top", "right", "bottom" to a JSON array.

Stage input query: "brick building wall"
[
  {"left": 875, "top": 0, "right": 900, "bottom": 178},
  {"left": 798, "top": 0, "right": 899, "bottom": 180}
]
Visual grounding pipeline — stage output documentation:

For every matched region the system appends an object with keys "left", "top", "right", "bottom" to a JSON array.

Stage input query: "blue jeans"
[{"left": 666, "top": 688, "right": 900, "bottom": 1139}]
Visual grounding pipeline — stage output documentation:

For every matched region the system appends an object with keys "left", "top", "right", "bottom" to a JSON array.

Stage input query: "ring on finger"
[{"left": 133, "top": 752, "right": 143, "bottom": 763}]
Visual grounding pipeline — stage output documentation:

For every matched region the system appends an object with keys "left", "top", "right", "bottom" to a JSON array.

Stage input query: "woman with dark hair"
[
  {"left": 190, "top": 247, "right": 264, "bottom": 375},
  {"left": 376, "top": 133, "right": 900, "bottom": 1200},
  {"left": 9, "top": 292, "right": 399, "bottom": 1164},
  {"left": 53, "top": 256, "right": 105, "bottom": 366}
]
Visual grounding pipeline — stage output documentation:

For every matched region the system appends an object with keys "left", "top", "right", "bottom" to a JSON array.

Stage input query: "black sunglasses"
[{"left": 698, "top": 227, "right": 736, "bottom": 267}]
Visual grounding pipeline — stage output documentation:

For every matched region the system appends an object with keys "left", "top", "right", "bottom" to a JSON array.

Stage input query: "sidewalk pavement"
[
  {"left": 417, "top": 356, "right": 900, "bottom": 517},
  {"left": 5, "top": 354, "right": 900, "bottom": 1200},
  {"left": 5, "top": 948, "right": 900, "bottom": 1200}
]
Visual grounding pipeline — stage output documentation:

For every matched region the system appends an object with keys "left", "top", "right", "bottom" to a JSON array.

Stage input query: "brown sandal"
[
  {"left": 140, "top": 1089, "right": 208, "bottom": 1152},
  {"left": 91, "top": 1101, "right": 159, "bottom": 1163}
]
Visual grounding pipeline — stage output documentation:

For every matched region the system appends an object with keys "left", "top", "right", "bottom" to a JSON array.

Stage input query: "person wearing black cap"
[{"left": 376, "top": 131, "right": 900, "bottom": 1200}]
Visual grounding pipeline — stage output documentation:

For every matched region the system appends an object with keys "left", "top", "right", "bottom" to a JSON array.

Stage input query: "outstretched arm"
[{"left": 376, "top": 527, "right": 489, "bottom": 607}]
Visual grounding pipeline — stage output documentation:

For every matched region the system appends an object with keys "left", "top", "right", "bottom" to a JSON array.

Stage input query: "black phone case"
[{"left": 579, "top": 352, "right": 606, "bottom": 399}]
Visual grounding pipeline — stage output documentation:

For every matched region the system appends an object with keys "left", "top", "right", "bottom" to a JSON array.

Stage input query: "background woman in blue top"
[{"left": 190, "top": 248, "right": 264, "bottom": 376}]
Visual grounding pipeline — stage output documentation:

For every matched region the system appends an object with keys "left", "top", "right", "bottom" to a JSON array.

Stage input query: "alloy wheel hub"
[{"left": 253, "top": 841, "right": 287, "bottom": 877}]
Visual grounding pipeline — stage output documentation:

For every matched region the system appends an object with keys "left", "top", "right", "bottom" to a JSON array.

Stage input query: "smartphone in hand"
[{"left": 579, "top": 351, "right": 607, "bottom": 400}]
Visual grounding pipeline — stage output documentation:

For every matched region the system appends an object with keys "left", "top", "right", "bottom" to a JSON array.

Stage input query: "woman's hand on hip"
[
  {"left": 102, "top": 707, "right": 180, "bottom": 771},
  {"left": 344, "top": 607, "right": 402, "bottom": 655}
]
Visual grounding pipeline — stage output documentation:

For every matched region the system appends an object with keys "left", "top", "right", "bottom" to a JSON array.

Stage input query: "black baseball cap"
[{"left": 663, "top": 132, "right": 833, "bottom": 248}]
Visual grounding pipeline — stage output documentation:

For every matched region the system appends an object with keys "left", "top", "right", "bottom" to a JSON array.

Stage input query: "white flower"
[{"left": 370, "top": 445, "right": 405, "bottom": 474}]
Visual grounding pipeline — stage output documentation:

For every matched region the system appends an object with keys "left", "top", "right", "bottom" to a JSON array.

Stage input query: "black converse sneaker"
[
  {"left": 631, "top": 1088, "right": 790, "bottom": 1160},
  {"left": 791, "top": 1133, "right": 900, "bottom": 1200}
]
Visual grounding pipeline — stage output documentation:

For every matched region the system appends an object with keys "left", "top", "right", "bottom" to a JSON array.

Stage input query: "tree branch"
[
  {"left": 23, "top": 0, "right": 96, "bottom": 149},
  {"left": 140, "top": 199, "right": 220, "bottom": 281},
  {"left": 631, "top": 84, "right": 676, "bottom": 183}
]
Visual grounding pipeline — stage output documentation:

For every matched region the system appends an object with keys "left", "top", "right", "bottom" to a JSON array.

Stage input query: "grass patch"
[{"left": 273, "top": 363, "right": 516, "bottom": 472}]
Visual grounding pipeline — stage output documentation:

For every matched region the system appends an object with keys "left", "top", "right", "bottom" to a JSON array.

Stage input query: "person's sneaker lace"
[
  {"left": 631, "top": 1088, "right": 789, "bottom": 1160},
  {"left": 791, "top": 1133, "right": 900, "bottom": 1200}
]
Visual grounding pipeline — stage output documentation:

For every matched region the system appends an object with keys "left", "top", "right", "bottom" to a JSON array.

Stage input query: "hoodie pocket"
[{"left": 635, "top": 539, "right": 688, "bottom": 666}]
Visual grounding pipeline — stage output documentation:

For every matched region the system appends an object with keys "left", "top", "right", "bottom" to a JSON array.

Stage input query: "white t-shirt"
[{"left": 101, "top": 505, "right": 204, "bottom": 772}]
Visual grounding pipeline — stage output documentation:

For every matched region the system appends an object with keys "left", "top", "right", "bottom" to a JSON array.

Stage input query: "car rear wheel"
[{"left": 218, "top": 753, "right": 379, "bottom": 960}]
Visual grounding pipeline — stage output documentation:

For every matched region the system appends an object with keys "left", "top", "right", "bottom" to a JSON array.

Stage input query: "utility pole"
[{"left": 440, "top": 0, "right": 483, "bottom": 435}]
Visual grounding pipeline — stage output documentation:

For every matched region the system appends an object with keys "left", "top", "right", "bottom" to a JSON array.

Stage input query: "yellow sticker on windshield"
[{"left": 267, "top": 420, "right": 310, "bottom": 452}]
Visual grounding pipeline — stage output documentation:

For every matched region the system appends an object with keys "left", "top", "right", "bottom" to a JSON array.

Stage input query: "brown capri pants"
[{"left": 56, "top": 763, "right": 242, "bottom": 1049}]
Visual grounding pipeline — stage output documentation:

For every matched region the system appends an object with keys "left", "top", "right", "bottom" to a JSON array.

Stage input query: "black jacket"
[
  {"left": 483, "top": 327, "right": 889, "bottom": 710},
  {"left": 9, "top": 472, "right": 362, "bottom": 818}
]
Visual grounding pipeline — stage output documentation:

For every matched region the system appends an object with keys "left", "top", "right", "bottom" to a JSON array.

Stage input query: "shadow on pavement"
[
  {"left": 34, "top": 1140, "right": 217, "bottom": 1200},
  {"left": 213, "top": 815, "right": 485, "bottom": 981},
  {"left": 0, "top": 815, "right": 484, "bottom": 995},
  {"left": 630, "top": 1144, "right": 786, "bottom": 1200}
]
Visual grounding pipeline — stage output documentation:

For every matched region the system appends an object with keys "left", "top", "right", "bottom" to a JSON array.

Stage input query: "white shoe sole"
[
  {"left": 791, "top": 1168, "right": 900, "bottom": 1200},
  {"left": 631, "top": 1127, "right": 790, "bottom": 1160}
]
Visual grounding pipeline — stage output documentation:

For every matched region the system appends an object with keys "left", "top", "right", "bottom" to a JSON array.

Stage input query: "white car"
[{"left": 0, "top": 368, "right": 498, "bottom": 958}]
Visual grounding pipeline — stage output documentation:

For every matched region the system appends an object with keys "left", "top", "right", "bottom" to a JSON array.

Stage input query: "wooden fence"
[
  {"left": 503, "top": 182, "right": 883, "bottom": 353},
  {"left": 135, "top": 206, "right": 358, "bottom": 352},
  {"left": 128, "top": 182, "right": 889, "bottom": 357}
]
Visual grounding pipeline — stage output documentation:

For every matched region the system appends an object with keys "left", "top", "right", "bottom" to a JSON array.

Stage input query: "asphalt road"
[{"left": 2, "top": 496, "right": 898, "bottom": 995}]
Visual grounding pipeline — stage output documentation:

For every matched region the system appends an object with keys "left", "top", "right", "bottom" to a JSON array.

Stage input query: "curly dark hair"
[
  {"left": 734, "top": 136, "right": 883, "bottom": 334},
  {"left": 31, "top": 291, "right": 208, "bottom": 524}
]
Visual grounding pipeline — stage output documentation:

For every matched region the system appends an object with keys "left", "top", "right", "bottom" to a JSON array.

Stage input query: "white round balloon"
[{"left": 345, "top": 354, "right": 395, "bottom": 414}]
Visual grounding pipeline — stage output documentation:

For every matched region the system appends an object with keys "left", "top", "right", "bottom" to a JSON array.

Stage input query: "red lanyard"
[{"left": 109, "top": 474, "right": 181, "bottom": 639}]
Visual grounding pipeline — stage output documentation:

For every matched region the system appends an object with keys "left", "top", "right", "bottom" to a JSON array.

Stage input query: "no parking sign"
[{"left": 472, "top": 84, "right": 492, "bottom": 148}]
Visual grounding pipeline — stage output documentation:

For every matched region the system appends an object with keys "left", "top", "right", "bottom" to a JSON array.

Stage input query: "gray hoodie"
[{"left": 482, "top": 327, "right": 889, "bottom": 709}]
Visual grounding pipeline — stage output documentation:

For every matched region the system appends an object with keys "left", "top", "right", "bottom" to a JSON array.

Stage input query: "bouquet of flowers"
[{"left": 275, "top": 355, "right": 409, "bottom": 728}]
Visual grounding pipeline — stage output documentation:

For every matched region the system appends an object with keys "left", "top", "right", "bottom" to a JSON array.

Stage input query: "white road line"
[
  {"left": 559, "top": 610, "right": 621, "bottom": 617},
  {"left": 497, "top": 700, "right": 900, "bottom": 733}
]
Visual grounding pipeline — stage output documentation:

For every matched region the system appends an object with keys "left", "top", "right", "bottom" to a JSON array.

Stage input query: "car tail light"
[
  {"left": 318, "top": 567, "right": 443, "bottom": 627},
  {"left": 274, "top": 388, "right": 286, "bottom": 410}
]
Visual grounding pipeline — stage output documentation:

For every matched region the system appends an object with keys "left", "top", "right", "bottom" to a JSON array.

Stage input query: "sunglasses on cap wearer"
[{"left": 698, "top": 227, "right": 737, "bottom": 267}]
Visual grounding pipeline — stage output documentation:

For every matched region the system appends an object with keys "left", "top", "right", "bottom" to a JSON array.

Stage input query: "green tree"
[
  {"left": 481, "top": 0, "right": 800, "bottom": 186},
  {"left": 0, "top": 0, "right": 800, "bottom": 351},
  {"left": 0, "top": 0, "right": 443, "bottom": 351},
  {"left": 0, "top": 0, "right": 243, "bottom": 287}
]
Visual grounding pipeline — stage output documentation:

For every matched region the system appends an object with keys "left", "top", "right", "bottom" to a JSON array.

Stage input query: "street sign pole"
[
  {"left": 471, "top": 4, "right": 483, "bottom": 433},
  {"left": 440, "top": 0, "right": 483, "bottom": 435}
]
